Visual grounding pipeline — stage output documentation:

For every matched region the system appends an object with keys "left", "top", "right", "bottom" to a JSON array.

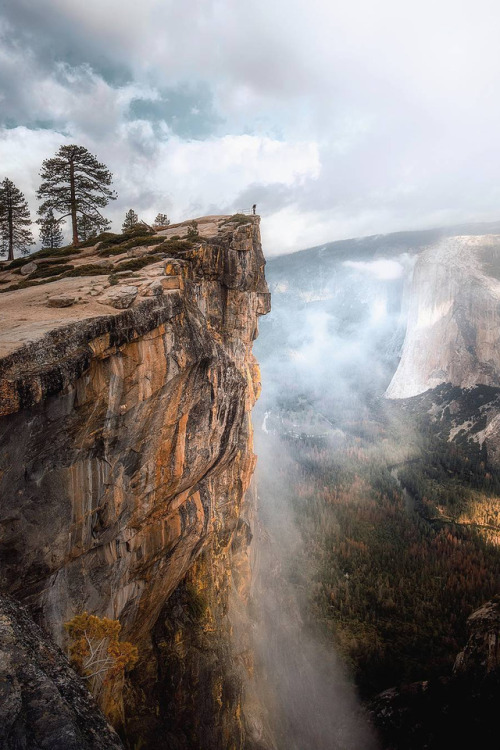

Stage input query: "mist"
[
  {"left": 242, "top": 242, "right": 420, "bottom": 748},
  {"left": 257, "top": 250, "right": 415, "bottom": 417},
  {"left": 248, "top": 428, "right": 379, "bottom": 750}
]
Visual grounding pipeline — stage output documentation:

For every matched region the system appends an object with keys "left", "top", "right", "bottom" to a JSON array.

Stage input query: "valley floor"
[{"left": 253, "top": 390, "right": 500, "bottom": 746}]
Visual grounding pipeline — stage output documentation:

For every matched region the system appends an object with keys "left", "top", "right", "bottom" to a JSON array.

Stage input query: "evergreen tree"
[
  {"left": 37, "top": 208, "right": 65, "bottom": 249},
  {"left": 37, "top": 145, "right": 116, "bottom": 247},
  {"left": 122, "top": 209, "right": 139, "bottom": 232},
  {"left": 153, "top": 212, "right": 170, "bottom": 228},
  {"left": 186, "top": 220, "right": 199, "bottom": 239},
  {"left": 0, "top": 177, "right": 35, "bottom": 260},
  {"left": 77, "top": 213, "right": 111, "bottom": 242}
]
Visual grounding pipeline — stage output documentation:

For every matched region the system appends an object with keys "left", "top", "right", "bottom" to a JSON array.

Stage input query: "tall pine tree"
[
  {"left": 0, "top": 178, "right": 35, "bottom": 260},
  {"left": 122, "top": 209, "right": 139, "bottom": 231},
  {"left": 37, "top": 209, "right": 64, "bottom": 249},
  {"left": 37, "top": 145, "right": 116, "bottom": 247}
]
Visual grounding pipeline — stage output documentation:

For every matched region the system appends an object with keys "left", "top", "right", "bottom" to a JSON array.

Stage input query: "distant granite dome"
[{"left": 386, "top": 235, "right": 500, "bottom": 399}]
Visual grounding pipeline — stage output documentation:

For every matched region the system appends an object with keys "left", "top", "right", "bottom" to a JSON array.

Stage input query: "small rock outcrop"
[
  {"left": 370, "top": 598, "right": 500, "bottom": 750},
  {"left": 48, "top": 294, "right": 76, "bottom": 307},
  {"left": 454, "top": 598, "right": 500, "bottom": 678},
  {"left": 0, "top": 594, "right": 123, "bottom": 750},
  {"left": 97, "top": 285, "right": 139, "bottom": 309},
  {"left": 20, "top": 261, "right": 37, "bottom": 276}
]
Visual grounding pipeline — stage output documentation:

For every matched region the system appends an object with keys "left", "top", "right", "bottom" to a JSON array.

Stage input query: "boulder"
[
  {"left": 19, "top": 261, "right": 38, "bottom": 276},
  {"left": 47, "top": 294, "right": 75, "bottom": 308},
  {"left": 97, "top": 286, "right": 138, "bottom": 309}
]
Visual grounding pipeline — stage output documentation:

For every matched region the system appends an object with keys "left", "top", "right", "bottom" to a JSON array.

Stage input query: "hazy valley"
[
  {"left": 1, "top": 216, "right": 499, "bottom": 750},
  {"left": 253, "top": 224, "right": 500, "bottom": 748}
]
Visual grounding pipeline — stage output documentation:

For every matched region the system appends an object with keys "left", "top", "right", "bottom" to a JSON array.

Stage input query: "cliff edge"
[{"left": 0, "top": 214, "right": 270, "bottom": 747}]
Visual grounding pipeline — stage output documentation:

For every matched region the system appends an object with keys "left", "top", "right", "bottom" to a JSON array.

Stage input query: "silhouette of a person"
[{"left": 252, "top": 204, "right": 257, "bottom": 215}]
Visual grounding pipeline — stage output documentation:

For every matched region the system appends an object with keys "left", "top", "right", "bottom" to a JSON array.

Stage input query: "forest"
[{"left": 267, "top": 392, "right": 500, "bottom": 698}]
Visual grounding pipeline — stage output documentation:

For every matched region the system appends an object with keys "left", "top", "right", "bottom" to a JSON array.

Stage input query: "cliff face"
[
  {"left": 0, "top": 215, "right": 270, "bottom": 744},
  {"left": 0, "top": 594, "right": 123, "bottom": 750},
  {"left": 386, "top": 235, "right": 500, "bottom": 399},
  {"left": 454, "top": 599, "right": 500, "bottom": 679}
]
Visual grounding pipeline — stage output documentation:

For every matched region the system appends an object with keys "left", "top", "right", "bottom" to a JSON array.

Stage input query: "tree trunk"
[
  {"left": 69, "top": 159, "right": 79, "bottom": 247},
  {"left": 7, "top": 200, "right": 13, "bottom": 262}
]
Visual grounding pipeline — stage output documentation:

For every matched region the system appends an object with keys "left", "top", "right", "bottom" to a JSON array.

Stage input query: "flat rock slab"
[
  {"left": 0, "top": 215, "right": 259, "bottom": 359},
  {"left": 48, "top": 294, "right": 76, "bottom": 308},
  {"left": 97, "top": 286, "right": 138, "bottom": 309}
]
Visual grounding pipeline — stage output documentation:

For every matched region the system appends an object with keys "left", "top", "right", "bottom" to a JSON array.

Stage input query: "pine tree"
[
  {"left": 153, "top": 212, "right": 170, "bottom": 228},
  {"left": 37, "top": 145, "right": 116, "bottom": 247},
  {"left": 77, "top": 213, "right": 111, "bottom": 242},
  {"left": 122, "top": 209, "right": 139, "bottom": 232},
  {"left": 0, "top": 178, "right": 35, "bottom": 260},
  {"left": 37, "top": 208, "right": 65, "bottom": 249},
  {"left": 186, "top": 220, "right": 199, "bottom": 239}
]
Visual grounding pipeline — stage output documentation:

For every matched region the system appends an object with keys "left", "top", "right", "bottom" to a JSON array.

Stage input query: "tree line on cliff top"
[{"left": 0, "top": 144, "right": 170, "bottom": 261}]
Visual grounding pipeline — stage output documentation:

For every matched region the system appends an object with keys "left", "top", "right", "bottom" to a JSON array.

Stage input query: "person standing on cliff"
[{"left": 252, "top": 204, "right": 257, "bottom": 215}]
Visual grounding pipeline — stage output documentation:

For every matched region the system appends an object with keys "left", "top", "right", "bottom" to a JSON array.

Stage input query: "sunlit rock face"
[
  {"left": 386, "top": 235, "right": 500, "bottom": 399},
  {"left": 0, "top": 215, "right": 269, "bottom": 740}
]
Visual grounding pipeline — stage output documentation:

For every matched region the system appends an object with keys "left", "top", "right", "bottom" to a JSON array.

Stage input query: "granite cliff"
[
  {"left": 0, "top": 214, "right": 270, "bottom": 747},
  {"left": 0, "top": 593, "right": 123, "bottom": 750},
  {"left": 386, "top": 235, "right": 500, "bottom": 399}
]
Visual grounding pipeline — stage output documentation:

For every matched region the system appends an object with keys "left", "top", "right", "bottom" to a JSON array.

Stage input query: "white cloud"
[
  {"left": 0, "top": 125, "right": 319, "bottom": 246},
  {"left": 3, "top": 0, "right": 500, "bottom": 254}
]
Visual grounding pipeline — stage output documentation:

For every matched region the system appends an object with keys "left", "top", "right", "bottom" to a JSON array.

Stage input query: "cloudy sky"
[{"left": 1, "top": 0, "right": 500, "bottom": 255}]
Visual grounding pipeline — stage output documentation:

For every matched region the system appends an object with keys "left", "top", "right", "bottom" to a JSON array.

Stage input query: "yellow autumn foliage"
[{"left": 64, "top": 612, "right": 138, "bottom": 688}]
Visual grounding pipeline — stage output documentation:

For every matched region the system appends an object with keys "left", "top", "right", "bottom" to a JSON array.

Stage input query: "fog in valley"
[
  {"left": 246, "top": 235, "right": 418, "bottom": 748},
  {"left": 249, "top": 429, "right": 379, "bottom": 750},
  {"left": 246, "top": 224, "right": 500, "bottom": 748}
]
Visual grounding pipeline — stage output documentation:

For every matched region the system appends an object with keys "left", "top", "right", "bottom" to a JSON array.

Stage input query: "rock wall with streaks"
[{"left": 0, "top": 214, "right": 270, "bottom": 747}]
